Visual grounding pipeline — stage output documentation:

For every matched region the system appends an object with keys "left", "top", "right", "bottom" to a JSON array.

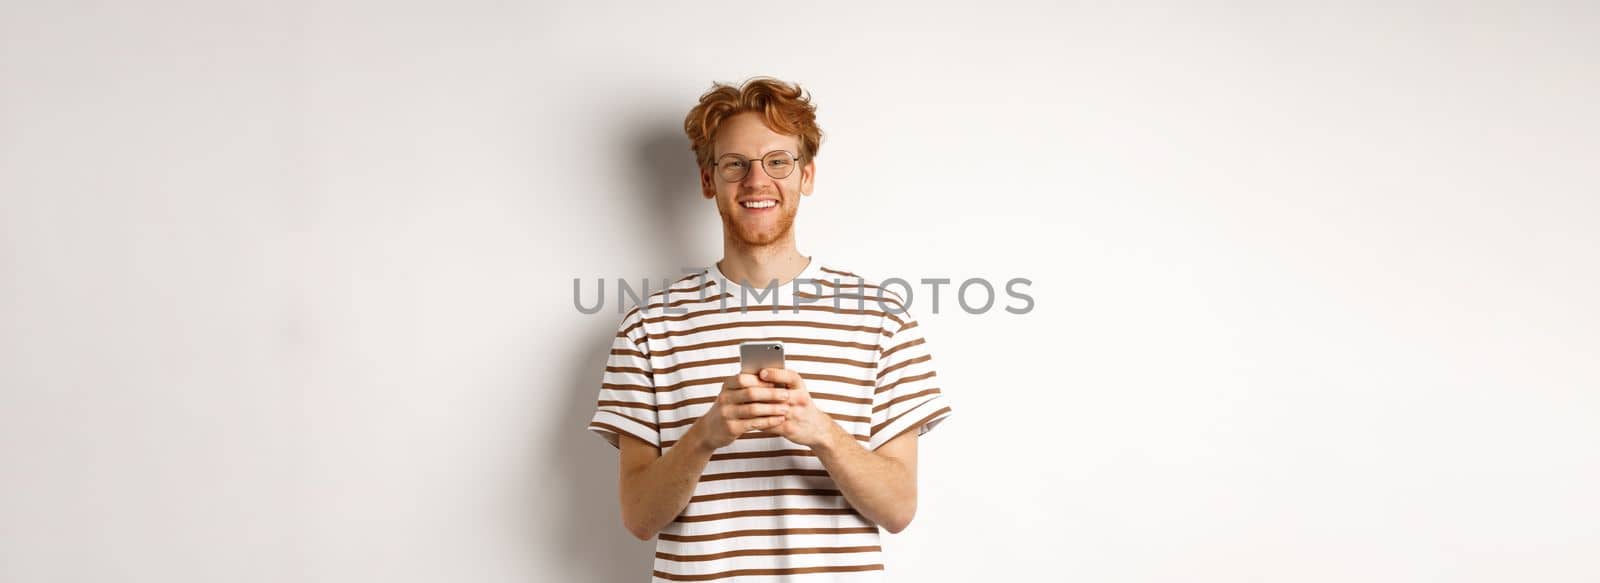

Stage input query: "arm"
[
  {"left": 618, "top": 374, "right": 791, "bottom": 540},
  {"left": 814, "top": 422, "right": 919, "bottom": 533},
  {"left": 756, "top": 368, "right": 921, "bottom": 533},
  {"left": 616, "top": 426, "right": 713, "bottom": 541}
]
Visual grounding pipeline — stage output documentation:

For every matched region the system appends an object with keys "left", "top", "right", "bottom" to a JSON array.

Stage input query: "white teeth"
[{"left": 742, "top": 200, "right": 776, "bottom": 209}]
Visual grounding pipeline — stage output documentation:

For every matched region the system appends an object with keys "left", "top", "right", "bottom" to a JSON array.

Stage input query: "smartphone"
[{"left": 739, "top": 341, "right": 785, "bottom": 375}]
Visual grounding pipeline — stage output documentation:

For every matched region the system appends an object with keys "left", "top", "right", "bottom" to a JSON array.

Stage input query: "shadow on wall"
[{"left": 539, "top": 116, "right": 708, "bottom": 581}]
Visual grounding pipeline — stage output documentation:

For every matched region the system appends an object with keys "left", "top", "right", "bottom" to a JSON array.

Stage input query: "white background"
[{"left": 3, "top": 1, "right": 1597, "bottom": 581}]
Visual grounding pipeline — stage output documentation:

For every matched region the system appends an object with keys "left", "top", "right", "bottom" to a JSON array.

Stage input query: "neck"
[{"left": 718, "top": 236, "right": 810, "bottom": 287}]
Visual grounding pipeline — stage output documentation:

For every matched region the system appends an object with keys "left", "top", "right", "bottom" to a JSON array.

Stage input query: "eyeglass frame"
[{"left": 712, "top": 149, "right": 807, "bottom": 182}]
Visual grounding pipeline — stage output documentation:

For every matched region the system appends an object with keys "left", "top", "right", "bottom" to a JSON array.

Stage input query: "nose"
[{"left": 740, "top": 162, "right": 776, "bottom": 189}]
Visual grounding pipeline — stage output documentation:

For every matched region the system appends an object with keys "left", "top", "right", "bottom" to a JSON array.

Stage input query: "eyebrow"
[{"left": 717, "top": 148, "right": 797, "bottom": 158}]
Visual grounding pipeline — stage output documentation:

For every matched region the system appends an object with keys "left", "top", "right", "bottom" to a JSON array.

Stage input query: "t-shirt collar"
[{"left": 709, "top": 255, "right": 821, "bottom": 300}]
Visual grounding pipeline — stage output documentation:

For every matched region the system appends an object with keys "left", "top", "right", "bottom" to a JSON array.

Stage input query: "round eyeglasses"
[{"left": 714, "top": 150, "right": 804, "bottom": 182}]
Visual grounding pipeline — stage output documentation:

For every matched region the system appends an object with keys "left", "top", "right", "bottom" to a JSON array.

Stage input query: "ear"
[
  {"left": 700, "top": 165, "right": 716, "bottom": 199},
  {"left": 800, "top": 157, "right": 816, "bottom": 196}
]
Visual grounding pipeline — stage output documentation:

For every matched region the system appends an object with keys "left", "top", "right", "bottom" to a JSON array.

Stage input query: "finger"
[
  {"left": 731, "top": 386, "right": 791, "bottom": 404},
  {"left": 747, "top": 415, "right": 789, "bottom": 431},
  {"left": 733, "top": 402, "right": 790, "bottom": 419},
  {"left": 736, "top": 373, "right": 776, "bottom": 389},
  {"left": 758, "top": 368, "right": 804, "bottom": 388},
  {"left": 723, "top": 374, "right": 771, "bottom": 392}
]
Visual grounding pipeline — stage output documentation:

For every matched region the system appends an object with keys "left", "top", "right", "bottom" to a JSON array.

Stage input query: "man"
[{"left": 587, "top": 77, "right": 953, "bottom": 582}]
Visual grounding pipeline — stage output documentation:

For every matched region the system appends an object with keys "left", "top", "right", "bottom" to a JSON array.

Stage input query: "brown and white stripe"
[{"left": 587, "top": 259, "right": 952, "bottom": 582}]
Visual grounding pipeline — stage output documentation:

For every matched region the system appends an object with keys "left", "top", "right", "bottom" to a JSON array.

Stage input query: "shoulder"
[
  {"left": 812, "top": 263, "right": 895, "bottom": 295},
  {"left": 810, "top": 262, "right": 914, "bottom": 321},
  {"left": 620, "top": 270, "right": 718, "bottom": 324}
]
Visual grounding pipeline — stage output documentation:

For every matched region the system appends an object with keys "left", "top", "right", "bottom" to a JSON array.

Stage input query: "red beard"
[{"left": 719, "top": 198, "right": 797, "bottom": 246}]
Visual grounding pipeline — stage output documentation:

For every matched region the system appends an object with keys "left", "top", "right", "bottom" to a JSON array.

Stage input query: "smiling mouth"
[{"left": 741, "top": 200, "right": 777, "bottom": 209}]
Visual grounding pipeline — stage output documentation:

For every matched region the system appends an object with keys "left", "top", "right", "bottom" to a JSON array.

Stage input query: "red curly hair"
[{"left": 683, "top": 76, "right": 823, "bottom": 170}]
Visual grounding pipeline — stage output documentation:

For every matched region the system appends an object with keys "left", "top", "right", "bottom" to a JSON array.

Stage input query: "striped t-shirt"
[{"left": 587, "top": 258, "right": 953, "bottom": 582}]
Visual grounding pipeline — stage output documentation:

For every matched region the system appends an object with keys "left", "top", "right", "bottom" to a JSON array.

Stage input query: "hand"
[
  {"left": 756, "top": 368, "right": 840, "bottom": 449},
  {"left": 692, "top": 372, "right": 792, "bottom": 450}
]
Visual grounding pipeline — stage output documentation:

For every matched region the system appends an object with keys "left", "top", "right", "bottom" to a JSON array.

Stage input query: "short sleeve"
[
  {"left": 586, "top": 308, "right": 660, "bottom": 449},
  {"left": 868, "top": 309, "right": 953, "bottom": 450}
]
